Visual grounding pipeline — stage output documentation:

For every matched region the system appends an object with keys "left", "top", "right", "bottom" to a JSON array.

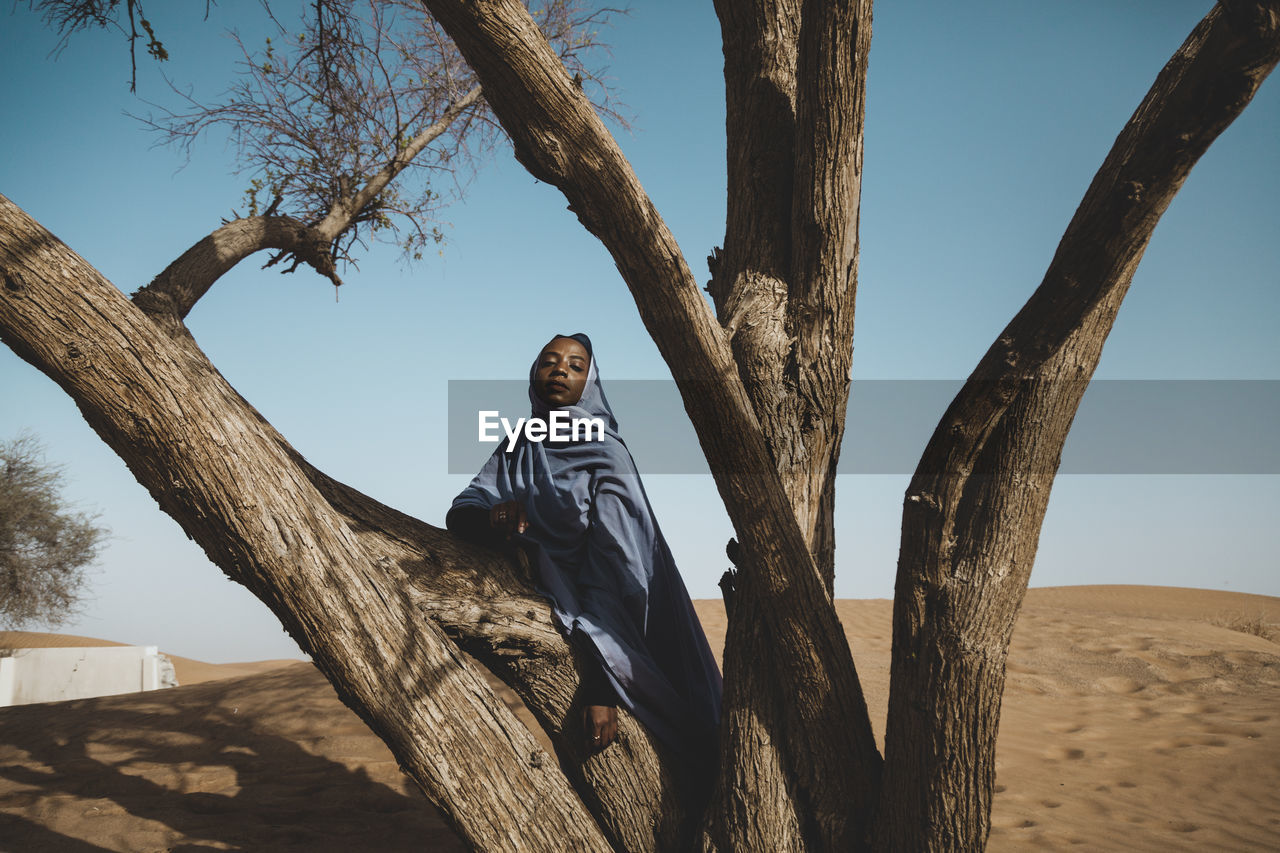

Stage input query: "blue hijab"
[{"left": 451, "top": 334, "right": 722, "bottom": 752}]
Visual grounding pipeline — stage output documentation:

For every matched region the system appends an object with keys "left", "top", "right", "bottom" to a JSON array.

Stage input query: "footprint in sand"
[
  {"left": 1044, "top": 746, "right": 1086, "bottom": 761},
  {"left": 1045, "top": 721, "right": 1086, "bottom": 735},
  {"left": 1098, "top": 676, "right": 1143, "bottom": 694},
  {"left": 1126, "top": 705, "right": 1161, "bottom": 723}
]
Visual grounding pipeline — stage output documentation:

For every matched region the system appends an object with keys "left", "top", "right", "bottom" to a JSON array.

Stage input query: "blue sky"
[{"left": 1, "top": 0, "right": 1276, "bottom": 662}]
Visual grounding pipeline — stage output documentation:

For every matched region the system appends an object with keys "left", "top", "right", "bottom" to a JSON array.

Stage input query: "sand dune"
[{"left": 1, "top": 585, "right": 1276, "bottom": 851}]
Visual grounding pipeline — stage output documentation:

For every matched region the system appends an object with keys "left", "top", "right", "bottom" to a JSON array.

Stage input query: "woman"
[{"left": 447, "top": 333, "right": 722, "bottom": 757}]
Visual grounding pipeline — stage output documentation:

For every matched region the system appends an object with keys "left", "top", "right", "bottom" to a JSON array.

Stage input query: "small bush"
[{"left": 1210, "top": 611, "right": 1279, "bottom": 643}]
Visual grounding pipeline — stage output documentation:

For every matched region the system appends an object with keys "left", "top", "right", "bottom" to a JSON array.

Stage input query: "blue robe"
[{"left": 450, "top": 334, "right": 722, "bottom": 753}]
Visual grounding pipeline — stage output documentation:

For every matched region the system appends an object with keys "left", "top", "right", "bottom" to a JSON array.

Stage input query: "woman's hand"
[
  {"left": 584, "top": 704, "right": 618, "bottom": 752},
  {"left": 488, "top": 500, "right": 528, "bottom": 537}
]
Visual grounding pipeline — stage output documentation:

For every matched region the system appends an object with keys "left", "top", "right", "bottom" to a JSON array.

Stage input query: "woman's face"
[{"left": 533, "top": 337, "right": 590, "bottom": 407}]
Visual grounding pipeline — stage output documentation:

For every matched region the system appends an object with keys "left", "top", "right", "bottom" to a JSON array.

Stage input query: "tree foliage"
[
  {"left": 0, "top": 434, "right": 108, "bottom": 629},
  {"left": 136, "top": 0, "right": 622, "bottom": 269}
]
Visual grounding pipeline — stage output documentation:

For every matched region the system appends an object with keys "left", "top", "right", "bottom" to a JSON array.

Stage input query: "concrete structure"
[{"left": 0, "top": 646, "right": 178, "bottom": 706}]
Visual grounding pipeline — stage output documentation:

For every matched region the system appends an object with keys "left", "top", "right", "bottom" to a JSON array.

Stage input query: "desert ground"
[{"left": 1, "top": 585, "right": 1277, "bottom": 851}]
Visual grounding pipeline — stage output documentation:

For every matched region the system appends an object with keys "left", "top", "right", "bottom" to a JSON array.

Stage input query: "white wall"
[{"left": 0, "top": 646, "right": 178, "bottom": 706}]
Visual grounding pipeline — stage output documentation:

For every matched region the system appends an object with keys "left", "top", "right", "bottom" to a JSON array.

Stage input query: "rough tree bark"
[
  {"left": 2, "top": 1, "right": 1277, "bottom": 852},
  {"left": 309, "top": 461, "right": 699, "bottom": 851},
  {"left": 0, "top": 192, "right": 723, "bottom": 851},
  {"left": 414, "top": 1, "right": 1279, "bottom": 850},
  {"left": 709, "top": 0, "right": 872, "bottom": 597},
  {"left": 416, "top": 0, "right": 882, "bottom": 848},
  {"left": 0, "top": 196, "right": 621, "bottom": 852},
  {"left": 875, "top": 4, "right": 1280, "bottom": 849}
]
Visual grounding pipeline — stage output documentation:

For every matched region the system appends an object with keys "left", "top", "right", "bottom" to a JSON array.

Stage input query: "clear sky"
[{"left": 1, "top": 0, "right": 1276, "bottom": 662}]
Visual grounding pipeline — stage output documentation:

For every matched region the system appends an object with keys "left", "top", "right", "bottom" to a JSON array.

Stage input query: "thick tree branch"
[
  {"left": 415, "top": 1, "right": 883, "bottom": 848},
  {"left": 708, "top": 0, "right": 872, "bottom": 594},
  {"left": 708, "top": 0, "right": 797, "bottom": 319},
  {"left": 134, "top": 86, "right": 485, "bottom": 331},
  {"left": 132, "top": 214, "right": 337, "bottom": 326},
  {"left": 707, "top": 0, "right": 805, "bottom": 566},
  {"left": 875, "top": 4, "right": 1280, "bottom": 849},
  {"left": 7, "top": 185, "right": 699, "bottom": 851},
  {"left": 0, "top": 194, "right": 613, "bottom": 852},
  {"left": 785, "top": 0, "right": 872, "bottom": 585},
  {"left": 299, "top": 459, "right": 703, "bottom": 853},
  {"left": 913, "top": 0, "right": 1280, "bottom": 480}
]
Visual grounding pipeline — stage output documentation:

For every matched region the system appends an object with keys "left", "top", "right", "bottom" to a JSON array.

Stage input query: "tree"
[
  {"left": 1, "top": 0, "right": 1276, "bottom": 850},
  {"left": 27, "top": 0, "right": 172, "bottom": 91},
  {"left": 127, "top": 0, "right": 616, "bottom": 325},
  {"left": 0, "top": 433, "right": 108, "bottom": 629}
]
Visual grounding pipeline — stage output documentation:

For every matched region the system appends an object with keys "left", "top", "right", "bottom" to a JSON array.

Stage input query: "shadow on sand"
[{"left": 0, "top": 663, "right": 467, "bottom": 852}]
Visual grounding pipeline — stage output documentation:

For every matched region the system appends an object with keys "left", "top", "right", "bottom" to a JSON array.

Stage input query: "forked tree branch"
[
  {"left": 132, "top": 214, "right": 337, "bottom": 325},
  {"left": 876, "top": 3, "right": 1280, "bottom": 849},
  {"left": 0, "top": 193, "right": 614, "bottom": 852},
  {"left": 917, "top": 0, "right": 1280, "bottom": 479},
  {"left": 133, "top": 86, "right": 484, "bottom": 329}
]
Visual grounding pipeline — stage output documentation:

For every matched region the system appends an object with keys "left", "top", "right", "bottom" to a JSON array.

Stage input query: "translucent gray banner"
[{"left": 447, "top": 380, "right": 1279, "bottom": 475}]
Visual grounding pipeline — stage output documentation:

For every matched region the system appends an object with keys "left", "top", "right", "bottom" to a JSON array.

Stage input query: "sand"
[{"left": 1, "top": 585, "right": 1276, "bottom": 851}]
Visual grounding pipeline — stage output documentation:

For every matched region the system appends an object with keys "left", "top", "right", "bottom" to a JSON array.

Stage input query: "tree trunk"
[
  {"left": 874, "top": 5, "right": 1280, "bottom": 849},
  {"left": 708, "top": 2, "right": 882, "bottom": 846},
  {"left": 415, "top": 1, "right": 884, "bottom": 848}
]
